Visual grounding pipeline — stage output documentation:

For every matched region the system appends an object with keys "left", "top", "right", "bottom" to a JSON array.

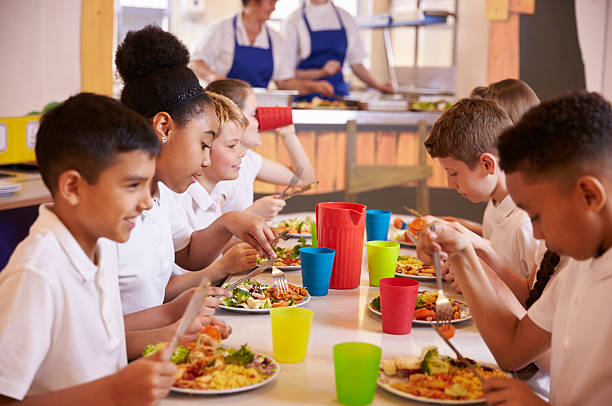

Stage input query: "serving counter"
[{"left": 161, "top": 212, "right": 496, "bottom": 406}]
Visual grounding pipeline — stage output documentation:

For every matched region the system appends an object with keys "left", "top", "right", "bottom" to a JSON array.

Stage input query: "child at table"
[
  {"left": 418, "top": 91, "right": 612, "bottom": 405},
  {"left": 114, "top": 26, "right": 278, "bottom": 318},
  {"left": 441, "top": 78, "right": 541, "bottom": 236},
  {"left": 206, "top": 79, "right": 316, "bottom": 221},
  {"left": 424, "top": 97, "right": 541, "bottom": 281},
  {"left": 0, "top": 93, "right": 183, "bottom": 404}
]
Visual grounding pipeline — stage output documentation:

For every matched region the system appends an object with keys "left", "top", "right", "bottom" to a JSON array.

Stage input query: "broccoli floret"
[
  {"left": 142, "top": 342, "right": 165, "bottom": 357},
  {"left": 421, "top": 346, "right": 450, "bottom": 375},
  {"left": 225, "top": 344, "right": 255, "bottom": 366},
  {"left": 233, "top": 288, "right": 252, "bottom": 304},
  {"left": 371, "top": 296, "right": 381, "bottom": 312},
  {"left": 290, "top": 237, "right": 311, "bottom": 259},
  {"left": 415, "top": 295, "right": 426, "bottom": 309}
]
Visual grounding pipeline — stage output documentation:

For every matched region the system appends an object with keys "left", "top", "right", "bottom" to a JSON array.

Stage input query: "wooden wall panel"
[
  {"left": 375, "top": 132, "right": 397, "bottom": 165},
  {"left": 315, "top": 132, "right": 337, "bottom": 193},
  {"left": 335, "top": 132, "right": 347, "bottom": 190},
  {"left": 81, "top": 0, "right": 114, "bottom": 95},
  {"left": 487, "top": 12, "right": 520, "bottom": 83},
  {"left": 356, "top": 132, "right": 376, "bottom": 165}
]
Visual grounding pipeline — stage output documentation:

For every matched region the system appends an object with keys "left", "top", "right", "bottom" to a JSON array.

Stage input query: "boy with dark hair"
[
  {"left": 0, "top": 93, "right": 185, "bottom": 404},
  {"left": 418, "top": 91, "right": 612, "bottom": 405},
  {"left": 423, "top": 98, "right": 541, "bottom": 298}
]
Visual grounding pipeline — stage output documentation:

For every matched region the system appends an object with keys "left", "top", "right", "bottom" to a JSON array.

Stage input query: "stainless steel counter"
[{"left": 292, "top": 109, "right": 441, "bottom": 126}]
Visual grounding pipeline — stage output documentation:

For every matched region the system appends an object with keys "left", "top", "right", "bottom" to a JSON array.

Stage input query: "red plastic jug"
[{"left": 316, "top": 202, "right": 367, "bottom": 289}]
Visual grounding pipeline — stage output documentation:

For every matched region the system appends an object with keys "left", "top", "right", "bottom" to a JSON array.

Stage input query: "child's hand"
[
  {"left": 246, "top": 195, "right": 286, "bottom": 221},
  {"left": 483, "top": 377, "right": 549, "bottom": 405},
  {"left": 219, "top": 242, "right": 258, "bottom": 274},
  {"left": 111, "top": 348, "right": 176, "bottom": 405},
  {"left": 172, "top": 286, "right": 231, "bottom": 319},
  {"left": 275, "top": 124, "right": 297, "bottom": 139},
  {"left": 442, "top": 262, "right": 462, "bottom": 293},
  {"left": 416, "top": 221, "right": 471, "bottom": 265},
  {"left": 221, "top": 212, "right": 277, "bottom": 258},
  {"left": 200, "top": 316, "right": 232, "bottom": 339}
]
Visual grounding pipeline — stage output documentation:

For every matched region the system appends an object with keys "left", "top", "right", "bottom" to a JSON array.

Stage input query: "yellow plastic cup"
[
  {"left": 366, "top": 241, "right": 400, "bottom": 287},
  {"left": 270, "top": 307, "right": 313, "bottom": 363}
]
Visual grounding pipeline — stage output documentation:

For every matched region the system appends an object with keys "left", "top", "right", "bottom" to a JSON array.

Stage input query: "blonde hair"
[
  {"left": 206, "top": 79, "right": 252, "bottom": 110},
  {"left": 206, "top": 91, "right": 248, "bottom": 135},
  {"left": 471, "top": 79, "right": 540, "bottom": 124}
]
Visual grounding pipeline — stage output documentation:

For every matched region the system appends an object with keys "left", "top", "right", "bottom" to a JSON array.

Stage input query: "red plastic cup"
[
  {"left": 379, "top": 277, "right": 420, "bottom": 334},
  {"left": 316, "top": 202, "right": 367, "bottom": 289},
  {"left": 256, "top": 106, "right": 293, "bottom": 131}
]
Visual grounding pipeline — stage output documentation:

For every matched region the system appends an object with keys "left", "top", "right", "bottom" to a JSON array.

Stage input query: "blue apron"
[
  {"left": 296, "top": 3, "right": 349, "bottom": 101},
  {"left": 227, "top": 14, "right": 274, "bottom": 88}
]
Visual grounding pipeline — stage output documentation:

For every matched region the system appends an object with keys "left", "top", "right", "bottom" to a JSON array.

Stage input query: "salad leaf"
[
  {"left": 225, "top": 344, "right": 255, "bottom": 366},
  {"left": 371, "top": 296, "right": 381, "bottom": 312},
  {"left": 142, "top": 343, "right": 190, "bottom": 364}
]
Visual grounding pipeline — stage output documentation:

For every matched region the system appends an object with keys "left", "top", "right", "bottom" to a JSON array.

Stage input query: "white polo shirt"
[
  {"left": 528, "top": 248, "right": 612, "bottom": 405},
  {"left": 0, "top": 204, "right": 126, "bottom": 400},
  {"left": 192, "top": 13, "right": 294, "bottom": 84},
  {"left": 216, "top": 149, "right": 264, "bottom": 213},
  {"left": 281, "top": 0, "right": 368, "bottom": 70},
  {"left": 482, "top": 194, "right": 541, "bottom": 278},
  {"left": 117, "top": 182, "right": 192, "bottom": 314}
]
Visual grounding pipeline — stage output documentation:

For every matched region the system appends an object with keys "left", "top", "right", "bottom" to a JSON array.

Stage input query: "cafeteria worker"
[
  {"left": 282, "top": 0, "right": 393, "bottom": 100},
  {"left": 189, "top": 0, "right": 333, "bottom": 96}
]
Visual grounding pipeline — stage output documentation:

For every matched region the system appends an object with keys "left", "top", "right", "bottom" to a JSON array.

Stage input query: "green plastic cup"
[
  {"left": 270, "top": 307, "right": 313, "bottom": 363},
  {"left": 333, "top": 342, "right": 382, "bottom": 406},
  {"left": 311, "top": 221, "right": 318, "bottom": 246},
  {"left": 366, "top": 241, "right": 400, "bottom": 287}
]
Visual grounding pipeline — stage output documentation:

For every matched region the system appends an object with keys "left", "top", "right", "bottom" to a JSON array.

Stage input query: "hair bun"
[{"left": 115, "top": 25, "right": 190, "bottom": 82}]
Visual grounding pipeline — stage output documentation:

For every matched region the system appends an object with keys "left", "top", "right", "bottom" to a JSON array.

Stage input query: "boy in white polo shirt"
[
  {"left": 0, "top": 94, "right": 178, "bottom": 404},
  {"left": 418, "top": 91, "right": 612, "bottom": 405},
  {"left": 423, "top": 98, "right": 541, "bottom": 301}
]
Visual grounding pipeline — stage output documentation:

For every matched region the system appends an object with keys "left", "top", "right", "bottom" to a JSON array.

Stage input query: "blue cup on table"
[
  {"left": 300, "top": 247, "right": 335, "bottom": 296},
  {"left": 365, "top": 210, "right": 392, "bottom": 242}
]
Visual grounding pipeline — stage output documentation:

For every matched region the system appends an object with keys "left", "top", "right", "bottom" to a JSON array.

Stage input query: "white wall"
[
  {"left": 575, "top": 0, "right": 612, "bottom": 101},
  {"left": 0, "top": 0, "right": 81, "bottom": 117}
]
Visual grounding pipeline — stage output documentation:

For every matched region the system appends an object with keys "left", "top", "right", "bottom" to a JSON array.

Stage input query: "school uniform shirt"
[
  {"left": 527, "top": 248, "right": 612, "bottom": 405},
  {"left": 482, "top": 194, "right": 541, "bottom": 279},
  {"left": 117, "top": 182, "right": 192, "bottom": 314},
  {"left": 216, "top": 149, "right": 264, "bottom": 214},
  {"left": 281, "top": 0, "right": 368, "bottom": 71},
  {"left": 0, "top": 204, "right": 126, "bottom": 400},
  {"left": 192, "top": 14, "right": 293, "bottom": 84}
]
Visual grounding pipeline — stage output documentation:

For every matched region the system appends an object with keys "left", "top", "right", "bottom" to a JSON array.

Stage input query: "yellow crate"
[{"left": 0, "top": 115, "right": 41, "bottom": 164}]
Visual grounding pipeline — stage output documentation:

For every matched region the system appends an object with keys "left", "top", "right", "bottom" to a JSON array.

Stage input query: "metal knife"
[
  {"left": 278, "top": 166, "right": 304, "bottom": 199},
  {"left": 280, "top": 181, "right": 319, "bottom": 200},
  {"left": 225, "top": 258, "right": 274, "bottom": 291}
]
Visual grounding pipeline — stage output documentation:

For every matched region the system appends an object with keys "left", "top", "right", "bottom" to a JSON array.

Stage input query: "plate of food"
[
  {"left": 378, "top": 346, "right": 507, "bottom": 404},
  {"left": 389, "top": 217, "right": 425, "bottom": 248},
  {"left": 390, "top": 230, "right": 416, "bottom": 248},
  {"left": 271, "top": 216, "right": 314, "bottom": 238},
  {"left": 395, "top": 255, "right": 436, "bottom": 281},
  {"left": 410, "top": 100, "right": 453, "bottom": 112},
  {"left": 368, "top": 290, "right": 471, "bottom": 325},
  {"left": 219, "top": 279, "right": 310, "bottom": 313},
  {"left": 256, "top": 237, "right": 310, "bottom": 270},
  {"left": 143, "top": 326, "right": 280, "bottom": 395}
]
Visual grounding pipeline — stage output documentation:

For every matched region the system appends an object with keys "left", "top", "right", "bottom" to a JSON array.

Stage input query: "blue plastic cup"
[
  {"left": 365, "top": 210, "right": 392, "bottom": 242},
  {"left": 300, "top": 247, "right": 335, "bottom": 296}
]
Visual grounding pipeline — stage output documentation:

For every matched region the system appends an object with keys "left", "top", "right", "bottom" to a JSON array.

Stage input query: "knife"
[
  {"left": 278, "top": 166, "right": 304, "bottom": 199},
  {"left": 280, "top": 181, "right": 319, "bottom": 200},
  {"left": 430, "top": 323, "right": 485, "bottom": 383},
  {"left": 162, "top": 275, "right": 211, "bottom": 361},
  {"left": 225, "top": 258, "right": 274, "bottom": 291}
]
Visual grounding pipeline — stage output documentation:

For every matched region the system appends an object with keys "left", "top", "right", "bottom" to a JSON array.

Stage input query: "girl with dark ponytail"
[{"left": 114, "top": 26, "right": 277, "bottom": 329}]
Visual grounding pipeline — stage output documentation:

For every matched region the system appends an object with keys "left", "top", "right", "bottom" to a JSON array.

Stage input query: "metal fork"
[
  {"left": 430, "top": 224, "right": 453, "bottom": 325},
  {"left": 278, "top": 166, "right": 304, "bottom": 199},
  {"left": 272, "top": 266, "right": 289, "bottom": 294}
]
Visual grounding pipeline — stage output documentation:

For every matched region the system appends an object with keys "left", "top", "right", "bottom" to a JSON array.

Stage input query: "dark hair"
[
  {"left": 525, "top": 250, "right": 560, "bottom": 308},
  {"left": 115, "top": 25, "right": 211, "bottom": 125},
  {"left": 471, "top": 79, "right": 540, "bottom": 124},
  {"left": 242, "top": 0, "right": 261, "bottom": 6},
  {"left": 424, "top": 98, "right": 513, "bottom": 168},
  {"left": 206, "top": 79, "right": 252, "bottom": 110},
  {"left": 35, "top": 93, "right": 159, "bottom": 195},
  {"left": 498, "top": 91, "right": 612, "bottom": 180}
]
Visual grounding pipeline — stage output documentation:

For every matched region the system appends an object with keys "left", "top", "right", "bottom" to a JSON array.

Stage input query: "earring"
[{"left": 161, "top": 136, "right": 168, "bottom": 143}]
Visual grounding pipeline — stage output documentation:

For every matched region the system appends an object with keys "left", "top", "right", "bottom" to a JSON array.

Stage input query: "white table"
[{"left": 162, "top": 213, "right": 496, "bottom": 405}]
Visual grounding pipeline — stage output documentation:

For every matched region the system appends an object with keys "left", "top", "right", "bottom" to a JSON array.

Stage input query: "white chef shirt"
[
  {"left": 281, "top": 0, "right": 368, "bottom": 70},
  {"left": 117, "top": 182, "right": 192, "bottom": 314},
  {"left": 528, "top": 248, "right": 612, "bottom": 405},
  {"left": 216, "top": 149, "right": 264, "bottom": 213},
  {"left": 482, "top": 194, "right": 541, "bottom": 279},
  {"left": 192, "top": 13, "right": 294, "bottom": 84},
  {"left": 0, "top": 204, "right": 126, "bottom": 400}
]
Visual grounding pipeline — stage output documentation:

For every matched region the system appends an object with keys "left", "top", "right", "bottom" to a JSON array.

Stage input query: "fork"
[
  {"left": 278, "top": 166, "right": 304, "bottom": 199},
  {"left": 430, "top": 224, "right": 453, "bottom": 325},
  {"left": 272, "top": 266, "right": 289, "bottom": 294}
]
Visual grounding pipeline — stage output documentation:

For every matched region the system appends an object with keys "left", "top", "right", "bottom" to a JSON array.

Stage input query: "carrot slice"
[{"left": 438, "top": 324, "right": 455, "bottom": 339}]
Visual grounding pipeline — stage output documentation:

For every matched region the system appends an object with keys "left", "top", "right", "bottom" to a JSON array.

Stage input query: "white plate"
[
  {"left": 389, "top": 230, "right": 416, "bottom": 248},
  {"left": 378, "top": 370, "right": 491, "bottom": 405},
  {"left": 219, "top": 293, "right": 311, "bottom": 313},
  {"left": 395, "top": 272, "right": 435, "bottom": 281},
  {"left": 367, "top": 295, "right": 471, "bottom": 324},
  {"left": 288, "top": 233, "right": 311, "bottom": 239},
  {"left": 170, "top": 353, "right": 280, "bottom": 395},
  {"left": 276, "top": 265, "right": 301, "bottom": 271}
]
